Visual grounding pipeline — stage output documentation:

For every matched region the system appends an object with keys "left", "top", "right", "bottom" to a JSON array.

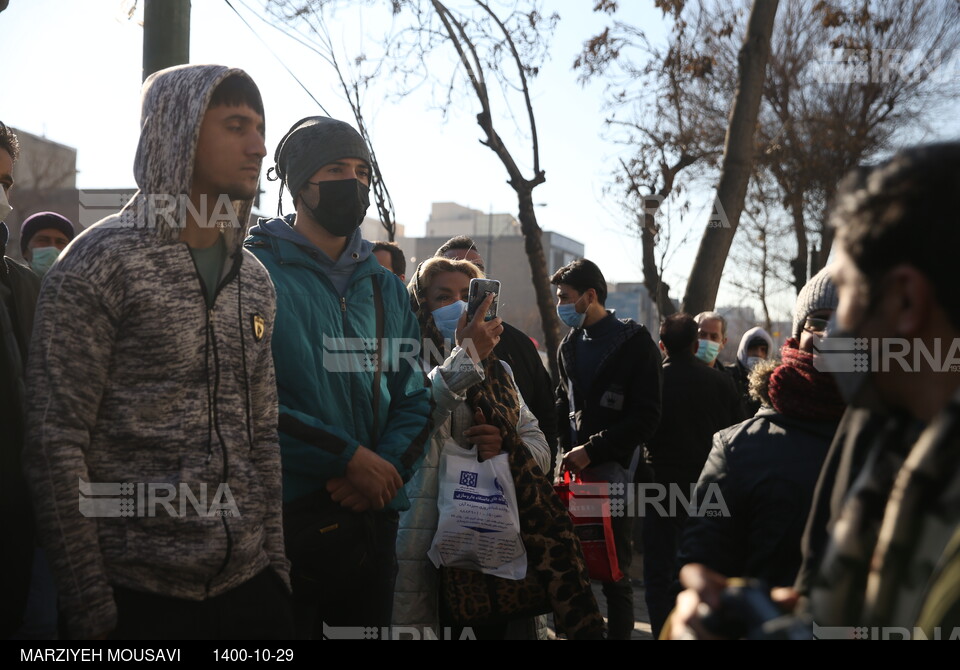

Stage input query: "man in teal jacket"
[{"left": 245, "top": 116, "right": 430, "bottom": 637}]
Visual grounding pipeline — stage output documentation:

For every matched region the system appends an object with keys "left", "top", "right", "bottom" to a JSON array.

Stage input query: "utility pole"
[
  {"left": 487, "top": 205, "right": 493, "bottom": 276},
  {"left": 143, "top": 0, "right": 191, "bottom": 81}
]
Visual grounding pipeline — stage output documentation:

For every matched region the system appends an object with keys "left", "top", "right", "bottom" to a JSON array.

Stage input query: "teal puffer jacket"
[{"left": 245, "top": 218, "right": 430, "bottom": 510}]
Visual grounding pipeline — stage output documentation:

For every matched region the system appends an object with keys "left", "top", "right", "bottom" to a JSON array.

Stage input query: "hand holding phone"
[
  {"left": 467, "top": 278, "right": 500, "bottom": 322},
  {"left": 457, "top": 290, "right": 503, "bottom": 363}
]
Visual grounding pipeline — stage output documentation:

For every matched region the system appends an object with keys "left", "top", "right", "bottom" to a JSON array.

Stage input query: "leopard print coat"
[{"left": 396, "top": 305, "right": 605, "bottom": 639}]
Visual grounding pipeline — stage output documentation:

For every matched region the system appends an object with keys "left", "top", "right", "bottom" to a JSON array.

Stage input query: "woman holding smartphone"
[{"left": 392, "top": 257, "right": 603, "bottom": 640}]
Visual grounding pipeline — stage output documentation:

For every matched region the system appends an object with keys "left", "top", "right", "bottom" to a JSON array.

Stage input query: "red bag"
[{"left": 554, "top": 471, "right": 623, "bottom": 582}]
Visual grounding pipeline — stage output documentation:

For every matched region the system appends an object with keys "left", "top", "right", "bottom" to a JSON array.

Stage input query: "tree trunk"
[
  {"left": 788, "top": 190, "right": 808, "bottom": 295},
  {"left": 681, "top": 0, "right": 779, "bottom": 315},
  {"left": 516, "top": 187, "right": 562, "bottom": 383},
  {"left": 760, "top": 229, "right": 773, "bottom": 332},
  {"left": 428, "top": 0, "right": 559, "bottom": 379},
  {"left": 811, "top": 191, "right": 836, "bottom": 277},
  {"left": 640, "top": 210, "right": 676, "bottom": 320}
]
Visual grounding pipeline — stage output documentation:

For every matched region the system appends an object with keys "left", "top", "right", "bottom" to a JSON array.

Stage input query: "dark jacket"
[
  {"left": 794, "top": 407, "right": 902, "bottom": 597},
  {"left": 494, "top": 321, "right": 557, "bottom": 465},
  {"left": 677, "top": 408, "right": 837, "bottom": 587},
  {"left": 0, "top": 224, "right": 39, "bottom": 366},
  {"left": 645, "top": 349, "right": 743, "bottom": 487},
  {"left": 556, "top": 315, "right": 662, "bottom": 469},
  {"left": 0, "top": 223, "right": 40, "bottom": 636},
  {"left": 726, "top": 360, "right": 761, "bottom": 418},
  {"left": 801, "top": 388, "right": 960, "bottom": 631}
]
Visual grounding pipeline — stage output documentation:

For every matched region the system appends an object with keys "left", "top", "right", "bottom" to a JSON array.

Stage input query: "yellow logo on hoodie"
[{"left": 252, "top": 315, "right": 265, "bottom": 342}]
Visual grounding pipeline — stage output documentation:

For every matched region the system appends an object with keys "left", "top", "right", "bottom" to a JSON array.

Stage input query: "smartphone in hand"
[{"left": 467, "top": 278, "right": 501, "bottom": 322}]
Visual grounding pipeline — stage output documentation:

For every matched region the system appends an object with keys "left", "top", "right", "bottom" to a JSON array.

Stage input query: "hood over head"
[
  {"left": 117, "top": 64, "right": 263, "bottom": 253},
  {"left": 737, "top": 326, "right": 774, "bottom": 367}
]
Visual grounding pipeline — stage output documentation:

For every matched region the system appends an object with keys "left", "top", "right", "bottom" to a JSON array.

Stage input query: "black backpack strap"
[{"left": 370, "top": 274, "right": 385, "bottom": 448}]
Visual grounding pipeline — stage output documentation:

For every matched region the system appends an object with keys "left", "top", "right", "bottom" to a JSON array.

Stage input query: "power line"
[
  {"left": 233, "top": 0, "right": 339, "bottom": 71},
  {"left": 222, "top": 0, "right": 331, "bottom": 116}
]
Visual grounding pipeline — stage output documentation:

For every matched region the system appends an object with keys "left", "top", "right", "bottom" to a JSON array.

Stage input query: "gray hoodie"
[{"left": 22, "top": 64, "right": 288, "bottom": 639}]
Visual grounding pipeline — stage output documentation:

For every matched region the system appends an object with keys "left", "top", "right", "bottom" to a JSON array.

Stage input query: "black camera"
[{"left": 699, "top": 578, "right": 812, "bottom": 640}]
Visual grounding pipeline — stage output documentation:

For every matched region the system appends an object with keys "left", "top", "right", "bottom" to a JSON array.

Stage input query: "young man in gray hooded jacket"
[{"left": 23, "top": 64, "right": 292, "bottom": 640}]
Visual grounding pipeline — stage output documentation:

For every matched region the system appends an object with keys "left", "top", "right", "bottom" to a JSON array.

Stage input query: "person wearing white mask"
[
  {"left": 19, "top": 212, "right": 75, "bottom": 277},
  {"left": 728, "top": 326, "right": 775, "bottom": 417}
]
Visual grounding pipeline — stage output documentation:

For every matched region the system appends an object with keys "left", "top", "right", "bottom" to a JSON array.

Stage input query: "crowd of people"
[{"left": 2, "top": 62, "right": 959, "bottom": 641}]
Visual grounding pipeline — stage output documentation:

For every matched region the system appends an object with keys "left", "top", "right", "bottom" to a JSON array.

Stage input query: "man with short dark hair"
[
  {"left": 0, "top": 120, "right": 51, "bottom": 639},
  {"left": 23, "top": 65, "right": 293, "bottom": 640},
  {"left": 642, "top": 313, "right": 742, "bottom": 638},
  {"left": 552, "top": 257, "right": 662, "bottom": 639},
  {"left": 672, "top": 142, "right": 960, "bottom": 638},
  {"left": 436, "top": 235, "right": 558, "bottom": 470},
  {"left": 435, "top": 235, "right": 480, "bottom": 264},
  {"left": 372, "top": 240, "right": 406, "bottom": 281},
  {"left": 803, "top": 142, "right": 960, "bottom": 632}
]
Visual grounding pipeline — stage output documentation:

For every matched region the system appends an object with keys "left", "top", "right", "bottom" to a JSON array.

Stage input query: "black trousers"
[
  {"left": 111, "top": 567, "right": 294, "bottom": 640},
  {"left": 601, "top": 514, "right": 635, "bottom": 640},
  {"left": 643, "top": 507, "right": 685, "bottom": 639},
  {"left": 292, "top": 510, "right": 399, "bottom": 639}
]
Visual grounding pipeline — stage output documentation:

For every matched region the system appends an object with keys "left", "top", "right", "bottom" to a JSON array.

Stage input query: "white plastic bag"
[{"left": 427, "top": 444, "right": 527, "bottom": 579}]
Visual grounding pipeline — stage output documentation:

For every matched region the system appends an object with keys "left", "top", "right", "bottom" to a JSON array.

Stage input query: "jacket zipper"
[
  {"left": 204, "top": 305, "right": 234, "bottom": 594},
  {"left": 185, "top": 242, "right": 241, "bottom": 596}
]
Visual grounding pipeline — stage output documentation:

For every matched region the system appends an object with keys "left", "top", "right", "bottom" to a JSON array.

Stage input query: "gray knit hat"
[
  {"left": 792, "top": 266, "right": 839, "bottom": 339},
  {"left": 273, "top": 116, "right": 371, "bottom": 202}
]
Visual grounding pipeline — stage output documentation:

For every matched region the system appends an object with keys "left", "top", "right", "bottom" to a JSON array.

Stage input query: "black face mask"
[{"left": 303, "top": 178, "right": 370, "bottom": 237}]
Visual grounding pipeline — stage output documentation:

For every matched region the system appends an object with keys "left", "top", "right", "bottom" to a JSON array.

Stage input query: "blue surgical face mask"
[
  {"left": 30, "top": 246, "right": 60, "bottom": 277},
  {"left": 746, "top": 356, "right": 765, "bottom": 371},
  {"left": 557, "top": 297, "right": 586, "bottom": 329},
  {"left": 432, "top": 300, "right": 467, "bottom": 343},
  {"left": 696, "top": 338, "right": 721, "bottom": 365}
]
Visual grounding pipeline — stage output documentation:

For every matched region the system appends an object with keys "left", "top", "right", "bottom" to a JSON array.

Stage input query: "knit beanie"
[
  {"left": 20, "top": 211, "right": 75, "bottom": 255},
  {"left": 792, "top": 266, "right": 839, "bottom": 339},
  {"left": 272, "top": 116, "right": 371, "bottom": 203}
]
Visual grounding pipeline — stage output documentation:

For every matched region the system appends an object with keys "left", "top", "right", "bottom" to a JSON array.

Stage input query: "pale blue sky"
[
  {"left": 5, "top": 1, "right": 954, "bottom": 324},
  {"left": 2, "top": 1, "right": 724, "bottom": 306}
]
